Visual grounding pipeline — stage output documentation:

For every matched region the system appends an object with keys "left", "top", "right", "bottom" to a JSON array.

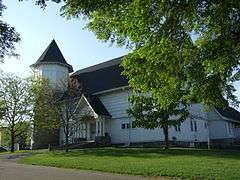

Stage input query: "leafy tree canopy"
[
  {"left": 1, "top": 121, "right": 31, "bottom": 149},
  {"left": 30, "top": 77, "right": 59, "bottom": 132},
  {"left": 30, "top": 77, "right": 60, "bottom": 149},
  {"left": 0, "top": 71, "right": 32, "bottom": 152},
  {"left": 33, "top": 0, "right": 240, "bottom": 109},
  {"left": 0, "top": 0, "right": 20, "bottom": 62}
]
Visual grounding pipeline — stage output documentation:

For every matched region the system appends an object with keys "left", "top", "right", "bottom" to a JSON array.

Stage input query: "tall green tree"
[
  {"left": 0, "top": 0, "right": 20, "bottom": 62},
  {"left": 0, "top": 71, "right": 32, "bottom": 152},
  {"left": 52, "top": 78, "right": 87, "bottom": 153},
  {"left": 30, "top": 78, "right": 60, "bottom": 149},
  {"left": 34, "top": 0, "right": 240, "bottom": 109},
  {"left": 1, "top": 121, "right": 31, "bottom": 149},
  {"left": 128, "top": 94, "right": 189, "bottom": 148},
  {"left": 31, "top": 77, "right": 88, "bottom": 152}
]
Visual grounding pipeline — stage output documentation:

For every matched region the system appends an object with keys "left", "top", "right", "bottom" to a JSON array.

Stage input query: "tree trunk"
[
  {"left": 65, "top": 134, "right": 69, "bottom": 153},
  {"left": 65, "top": 120, "right": 70, "bottom": 153},
  {"left": 163, "top": 125, "right": 169, "bottom": 149},
  {"left": 10, "top": 131, "right": 15, "bottom": 152}
]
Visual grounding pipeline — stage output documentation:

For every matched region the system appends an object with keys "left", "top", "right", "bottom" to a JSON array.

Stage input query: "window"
[
  {"left": 190, "top": 120, "right": 194, "bottom": 131},
  {"left": 227, "top": 122, "right": 233, "bottom": 134},
  {"left": 175, "top": 125, "right": 181, "bottom": 132},
  {"left": 121, "top": 123, "right": 130, "bottom": 129},
  {"left": 194, "top": 121, "right": 197, "bottom": 131},
  {"left": 204, "top": 122, "right": 208, "bottom": 129},
  {"left": 190, "top": 120, "right": 197, "bottom": 132}
]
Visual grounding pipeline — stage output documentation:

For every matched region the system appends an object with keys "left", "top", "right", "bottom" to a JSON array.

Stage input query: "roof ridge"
[{"left": 72, "top": 55, "right": 125, "bottom": 75}]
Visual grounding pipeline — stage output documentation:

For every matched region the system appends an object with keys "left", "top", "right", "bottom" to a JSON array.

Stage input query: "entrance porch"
[
  {"left": 59, "top": 94, "right": 111, "bottom": 145},
  {"left": 69, "top": 117, "right": 109, "bottom": 144}
]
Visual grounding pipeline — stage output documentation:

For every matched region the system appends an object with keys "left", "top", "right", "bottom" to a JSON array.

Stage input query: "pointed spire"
[{"left": 31, "top": 40, "right": 73, "bottom": 72}]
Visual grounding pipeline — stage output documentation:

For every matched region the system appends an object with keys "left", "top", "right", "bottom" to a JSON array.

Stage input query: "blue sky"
[
  {"left": 0, "top": 0, "right": 129, "bottom": 76},
  {"left": 0, "top": 0, "right": 239, "bottom": 106}
]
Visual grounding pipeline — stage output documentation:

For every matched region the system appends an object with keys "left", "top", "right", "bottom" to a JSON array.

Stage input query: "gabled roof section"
[
  {"left": 71, "top": 56, "right": 128, "bottom": 94},
  {"left": 31, "top": 40, "right": 73, "bottom": 72},
  {"left": 86, "top": 95, "right": 111, "bottom": 117},
  {"left": 59, "top": 93, "right": 111, "bottom": 117},
  {"left": 215, "top": 107, "right": 240, "bottom": 122}
]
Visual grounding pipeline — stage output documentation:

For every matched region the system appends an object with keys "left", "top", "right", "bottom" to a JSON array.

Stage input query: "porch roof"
[{"left": 85, "top": 95, "right": 111, "bottom": 117}]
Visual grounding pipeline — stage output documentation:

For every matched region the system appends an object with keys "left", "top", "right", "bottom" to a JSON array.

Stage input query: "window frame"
[
  {"left": 194, "top": 121, "right": 197, "bottom": 132},
  {"left": 190, "top": 120, "right": 194, "bottom": 131},
  {"left": 121, "top": 123, "right": 130, "bottom": 130},
  {"left": 175, "top": 125, "right": 181, "bottom": 132}
]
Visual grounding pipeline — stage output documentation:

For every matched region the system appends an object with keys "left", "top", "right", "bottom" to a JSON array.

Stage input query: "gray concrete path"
[{"left": 0, "top": 153, "right": 167, "bottom": 180}]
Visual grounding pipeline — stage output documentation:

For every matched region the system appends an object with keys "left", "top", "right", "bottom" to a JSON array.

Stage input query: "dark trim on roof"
[
  {"left": 215, "top": 107, "right": 240, "bottom": 122},
  {"left": 72, "top": 56, "right": 125, "bottom": 76}
]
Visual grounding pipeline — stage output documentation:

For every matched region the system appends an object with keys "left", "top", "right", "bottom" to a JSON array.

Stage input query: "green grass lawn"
[{"left": 19, "top": 147, "right": 240, "bottom": 179}]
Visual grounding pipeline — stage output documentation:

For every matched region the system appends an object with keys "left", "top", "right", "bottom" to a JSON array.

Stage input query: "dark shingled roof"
[
  {"left": 216, "top": 107, "right": 240, "bottom": 122},
  {"left": 71, "top": 56, "right": 128, "bottom": 94},
  {"left": 72, "top": 56, "right": 240, "bottom": 120},
  {"left": 86, "top": 95, "right": 111, "bottom": 117},
  {"left": 31, "top": 40, "right": 73, "bottom": 72},
  {"left": 57, "top": 92, "right": 111, "bottom": 117}
]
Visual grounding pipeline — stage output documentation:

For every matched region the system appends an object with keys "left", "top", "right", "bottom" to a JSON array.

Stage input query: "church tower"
[
  {"left": 30, "top": 40, "right": 73, "bottom": 91},
  {"left": 30, "top": 40, "right": 73, "bottom": 149}
]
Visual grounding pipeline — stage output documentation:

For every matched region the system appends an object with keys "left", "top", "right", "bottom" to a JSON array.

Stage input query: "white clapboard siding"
[
  {"left": 99, "top": 90, "right": 213, "bottom": 144},
  {"left": 209, "top": 120, "right": 234, "bottom": 139},
  {"left": 109, "top": 117, "right": 210, "bottom": 144},
  {"left": 169, "top": 118, "right": 209, "bottom": 142},
  {"left": 234, "top": 127, "right": 240, "bottom": 138},
  {"left": 188, "top": 104, "right": 236, "bottom": 140},
  {"left": 99, "top": 89, "right": 131, "bottom": 119},
  {"left": 39, "top": 64, "right": 69, "bottom": 90},
  {"left": 99, "top": 89, "right": 131, "bottom": 143}
]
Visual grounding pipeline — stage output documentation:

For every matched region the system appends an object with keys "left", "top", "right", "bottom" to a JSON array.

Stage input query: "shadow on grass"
[{"left": 50, "top": 147, "right": 240, "bottom": 160}]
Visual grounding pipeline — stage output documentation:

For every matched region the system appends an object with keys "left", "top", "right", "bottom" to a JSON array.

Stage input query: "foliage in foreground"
[
  {"left": 0, "top": 71, "right": 32, "bottom": 152},
  {"left": 1, "top": 121, "right": 31, "bottom": 149},
  {"left": 20, "top": 148, "right": 240, "bottom": 180},
  {"left": 33, "top": 0, "right": 240, "bottom": 110},
  {"left": 0, "top": 0, "right": 20, "bottom": 61},
  {"left": 31, "top": 78, "right": 60, "bottom": 149}
]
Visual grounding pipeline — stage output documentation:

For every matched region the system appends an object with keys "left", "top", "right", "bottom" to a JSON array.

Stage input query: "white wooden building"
[{"left": 31, "top": 40, "right": 240, "bottom": 148}]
